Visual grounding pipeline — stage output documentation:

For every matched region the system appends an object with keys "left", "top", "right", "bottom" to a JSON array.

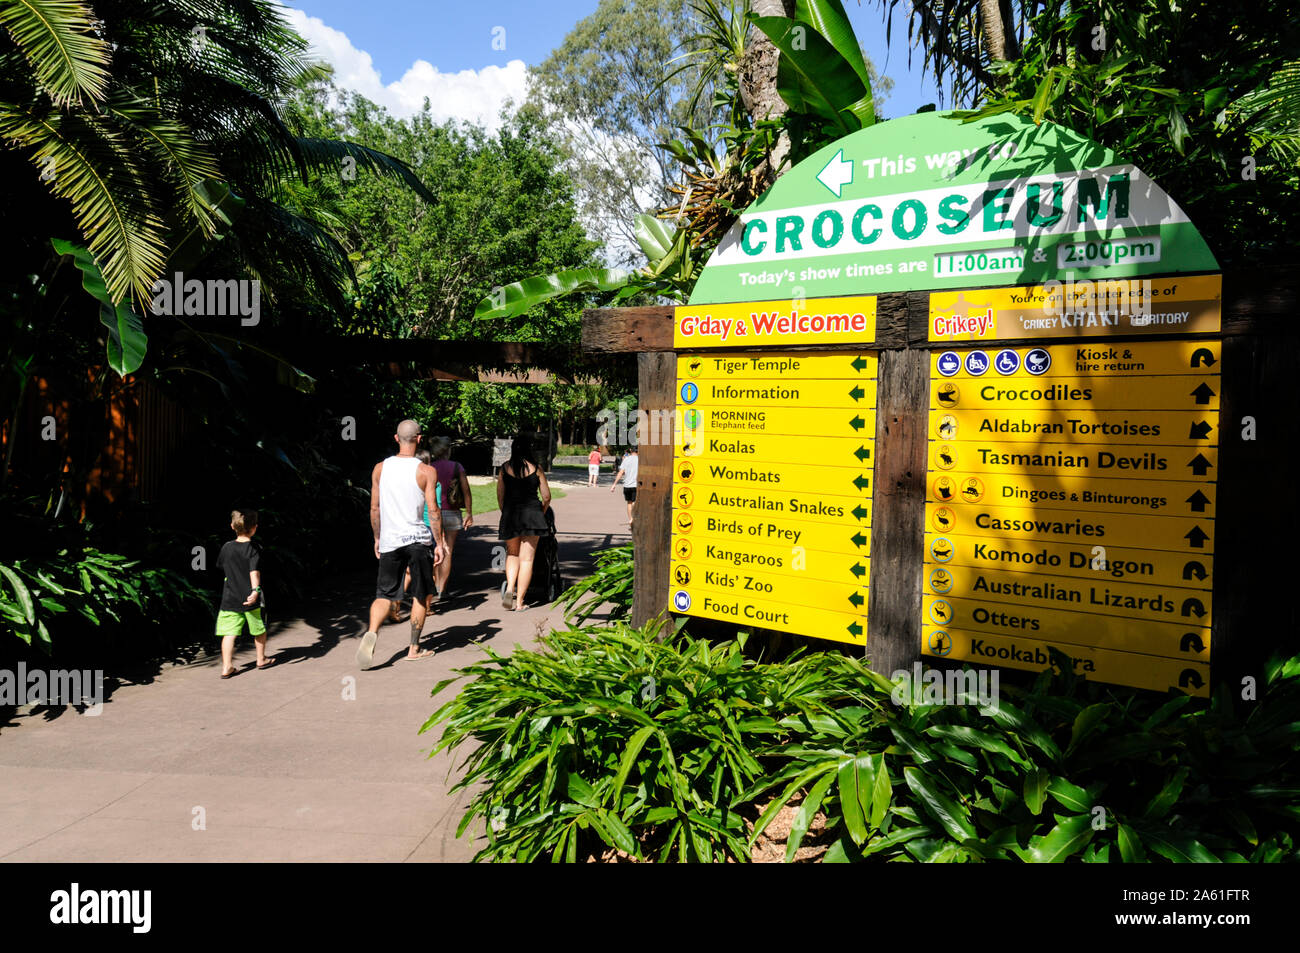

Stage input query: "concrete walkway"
[{"left": 0, "top": 469, "right": 631, "bottom": 862}]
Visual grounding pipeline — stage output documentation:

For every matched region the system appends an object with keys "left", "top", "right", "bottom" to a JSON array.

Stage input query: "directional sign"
[
  {"left": 924, "top": 565, "right": 1214, "bottom": 627},
  {"left": 933, "top": 503, "right": 1214, "bottom": 553},
  {"left": 679, "top": 378, "right": 878, "bottom": 409},
  {"left": 685, "top": 588, "right": 867, "bottom": 644},
  {"left": 933, "top": 408, "right": 1219, "bottom": 446},
  {"left": 682, "top": 487, "right": 872, "bottom": 526},
  {"left": 678, "top": 352, "right": 876, "bottom": 380},
  {"left": 931, "top": 375, "right": 1220, "bottom": 411},
  {"left": 676, "top": 562, "right": 867, "bottom": 610},
  {"left": 671, "top": 349, "right": 879, "bottom": 645},
  {"left": 922, "top": 628, "right": 1210, "bottom": 697},
  {"left": 681, "top": 538, "right": 873, "bottom": 586},
  {"left": 922, "top": 595, "right": 1209, "bottom": 660},
  {"left": 679, "top": 510, "right": 873, "bottom": 553},
  {"left": 686, "top": 407, "right": 878, "bottom": 438},
  {"left": 921, "top": 535, "right": 1213, "bottom": 592},
  {"left": 679, "top": 432, "right": 876, "bottom": 469},
  {"left": 927, "top": 441, "right": 1220, "bottom": 483},
  {"left": 930, "top": 339, "right": 1222, "bottom": 379},
  {"left": 684, "top": 460, "right": 871, "bottom": 497}
]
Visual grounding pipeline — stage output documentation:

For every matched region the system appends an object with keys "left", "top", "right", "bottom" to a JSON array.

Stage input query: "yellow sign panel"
[
  {"left": 680, "top": 459, "right": 873, "bottom": 497},
  {"left": 922, "top": 628, "right": 1210, "bottom": 697},
  {"left": 681, "top": 407, "right": 876, "bottom": 439},
  {"left": 679, "top": 488, "right": 871, "bottom": 527},
  {"left": 679, "top": 432, "right": 876, "bottom": 469},
  {"left": 927, "top": 442, "right": 1219, "bottom": 484},
  {"left": 923, "top": 566, "right": 1213, "bottom": 628},
  {"left": 931, "top": 375, "right": 1220, "bottom": 411},
  {"left": 672, "top": 561, "right": 866, "bottom": 609},
  {"left": 679, "top": 537, "right": 873, "bottom": 585},
  {"left": 927, "top": 275, "right": 1221, "bottom": 342},
  {"left": 678, "top": 510, "right": 872, "bottom": 553},
  {"left": 926, "top": 504, "right": 1215, "bottom": 553},
  {"left": 671, "top": 584, "right": 867, "bottom": 644},
  {"left": 674, "top": 296, "right": 877, "bottom": 349},
  {"left": 922, "top": 595, "right": 1209, "bottom": 660},
  {"left": 928, "top": 471, "right": 1215, "bottom": 519},
  {"left": 932, "top": 408, "right": 1220, "bottom": 447},
  {"left": 678, "top": 352, "right": 876, "bottom": 380},
  {"left": 930, "top": 339, "right": 1223, "bottom": 378},
  {"left": 922, "top": 535, "right": 1212, "bottom": 592},
  {"left": 679, "top": 378, "right": 877, "bottom": 409}
]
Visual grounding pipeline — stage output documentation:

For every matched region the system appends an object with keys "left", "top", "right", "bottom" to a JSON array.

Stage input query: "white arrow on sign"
[{"left": 816, "top": 149, "right": 854, "bottom": 197}]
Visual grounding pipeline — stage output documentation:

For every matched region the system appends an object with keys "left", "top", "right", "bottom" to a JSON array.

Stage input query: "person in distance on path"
[
  {"left": 497, "top": 432, "right": 551, "bottom": 611},
  {"left": 587, "top": 446, "right": 602, "bottom": 486},
  {"left": 610, "top": 447, "right": 639, "bottom": 526},
  {"left": 358, "top": 420, "right": 447, "bottom": 669},
  {"left": 215, "top": 508, "right": 275, "bottom": 678}
]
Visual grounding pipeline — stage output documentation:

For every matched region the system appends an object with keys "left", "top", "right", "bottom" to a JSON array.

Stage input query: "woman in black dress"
[{"left": 496, "top": 433, "right": 552, "bottom": 611}]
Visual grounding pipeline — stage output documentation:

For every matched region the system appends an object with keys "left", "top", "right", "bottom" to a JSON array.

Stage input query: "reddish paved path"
[{"left": 0, "top": 469, "right": 630, "bottom": 862}]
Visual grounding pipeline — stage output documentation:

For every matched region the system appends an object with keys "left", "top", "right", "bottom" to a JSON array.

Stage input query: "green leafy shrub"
[
  {"left": 554, "top": 544, "right": 632, "bottom": 624},
  {"left": 1, "top": 546, "right": 209, "bottom": 652},
  {"left": 426, "top": 619, "right": 1300, "bottom": 863},
  {"left": 422, "top": 621, "right": 874, "bottom": 862},
  {"left": 752, "top": 652, "right": 1300, "bottom": 863}
]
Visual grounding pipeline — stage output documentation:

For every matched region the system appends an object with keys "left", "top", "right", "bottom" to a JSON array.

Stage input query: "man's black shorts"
[
  {"left": 623, "top": 487, "right": 637, "bottom": 503},
  {"left": 376, "top": 543, "right": 434, "bottom": 602}
]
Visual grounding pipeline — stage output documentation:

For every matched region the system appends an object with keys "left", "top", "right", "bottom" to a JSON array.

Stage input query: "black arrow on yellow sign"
[
  {"left": 1181, "top": 597, "right": 1206, "bottom": 619},
  {"left": 847, "top": 621, "right": 864, "bottom": 638},
  {"left": 1179, "top": 669, "right": 1205, "bottom": 690},
  {"left": 852, "top": 504, "right": 869, "bottom": 521},
  {"left": 850, "top": 531, "right": 868, "bottom": 549},
  {"left": 854, "top": 446, "right": 871, "bottom": 462},
  {"left": 1185, "top": 526, "right": 1209, "bottom": 548},
  {"left": 1182, "top": 560, "right": 1207, "bottom": 581},
  {"left": 848, "top": 591, "right": 865, "bottom": 608},
  {"left": 852, "top": 474, "right": 870, "bottom": 491},
  {"left": 849, "top": 415, "right": 867, "bottom": 431},
  {"left": 1189, "top": 421, "right": 1213, "bottom": 440},
  {"left": 1190, "top": 348, "right": 1216, "bottom": 368},
  {"left": 1181, "top": 632, "right": 1206, "bottom": 653},
  {"left": 1186, "top": 490, "right": 1211, "bottom": 513},
  {"left": 1187, "top": 454, "right": 1213, "bottom": 476},
  {"left": 849, "top": 562, "right": 867, "bottom": 579},
  {"left": 851, "top": 356, "right": 869, "bottom": 372},
  {"left": 1191, "top": 382, "right": 1216, "bottom": 404},
  {"left": 849, "top": 385, "right": 866, "bottom": 402}
]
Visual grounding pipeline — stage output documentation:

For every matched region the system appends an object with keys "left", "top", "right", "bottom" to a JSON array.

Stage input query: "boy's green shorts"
[{"left": 215, "top": 608, "right": 266, "bottom": 638}]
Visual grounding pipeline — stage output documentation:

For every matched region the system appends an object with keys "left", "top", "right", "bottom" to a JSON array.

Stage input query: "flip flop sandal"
[
  {"left": 220, "top": 667, "right": 237, "bottom": 679},
  {"left": 257, "top": 657, "right": 277, "bottom": 670},
  {"left": 501, "top": 582, "right": 514, "bottom": 610},
  {"left": 356, "top": 631, "right": 378, "bottom": 670}
]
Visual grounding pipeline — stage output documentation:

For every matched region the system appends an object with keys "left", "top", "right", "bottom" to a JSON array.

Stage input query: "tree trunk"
[
  {"left": 742, "top": 0, "right": 798, "bottom": 185},
  {"left": 980, "top": 0, "right": 1020, "bottom": 63}
]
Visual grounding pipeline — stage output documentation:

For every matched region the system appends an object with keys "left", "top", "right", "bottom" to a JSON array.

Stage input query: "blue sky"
[{"left": 282, "top": 0, "right": 942, "bottom": 122}]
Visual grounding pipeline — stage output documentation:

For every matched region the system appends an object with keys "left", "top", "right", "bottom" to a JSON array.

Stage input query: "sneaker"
[{"left": 356, "top": 631, "right": 378, "bottom": 670}]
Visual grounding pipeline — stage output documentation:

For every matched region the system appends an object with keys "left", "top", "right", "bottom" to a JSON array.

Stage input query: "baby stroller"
[{"left": 527, "top": 507, "right": 564, "bottom": 603}]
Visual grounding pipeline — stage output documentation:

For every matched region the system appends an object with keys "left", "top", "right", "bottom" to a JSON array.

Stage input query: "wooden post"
[
  {"left": 865, "top": 347, "right": 927, "bottom": 676},
  {"left": 632, "top": 351, "right": 675, "bottom": 629}
]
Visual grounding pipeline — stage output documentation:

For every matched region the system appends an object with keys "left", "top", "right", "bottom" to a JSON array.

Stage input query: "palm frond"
[
  {"left": 0, "top": 0, "right": 110, "bottom": 105},
  {"left": 294, "top": 137, "right": 436, "bottom": 203},
  {"left": 105, "top": 88, "right": 224, "bottom": 237},
  {"left": 0, "top": 102, "right": 167, "bottom": 305}
]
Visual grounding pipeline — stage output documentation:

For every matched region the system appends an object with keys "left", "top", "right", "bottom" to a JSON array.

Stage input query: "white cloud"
[{"left": 280, "top": 6, "right": 530, "bottom": 127}]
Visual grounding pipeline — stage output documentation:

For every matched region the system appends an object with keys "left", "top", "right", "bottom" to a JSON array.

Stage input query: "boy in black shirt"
[{"left": 215, "top": 508, "right": 275, "bottom": 678}]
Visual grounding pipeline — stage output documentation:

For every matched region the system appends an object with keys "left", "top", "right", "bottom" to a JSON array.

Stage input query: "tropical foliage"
[
  {"left": 426, "top": 622, "right": 1300, "bottom": 862},
  {"left": 555, "top": 543, "right": 634, "bottom": 624}
]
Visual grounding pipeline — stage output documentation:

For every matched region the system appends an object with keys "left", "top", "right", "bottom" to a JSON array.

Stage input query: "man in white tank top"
[{"left": 357, "top": 420, "right": 448, "bottom": 669}]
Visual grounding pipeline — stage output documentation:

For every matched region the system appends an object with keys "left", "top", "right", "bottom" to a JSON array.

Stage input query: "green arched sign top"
[{"left": 688, "top": 111, "right": 1219, "bottom": 305}]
